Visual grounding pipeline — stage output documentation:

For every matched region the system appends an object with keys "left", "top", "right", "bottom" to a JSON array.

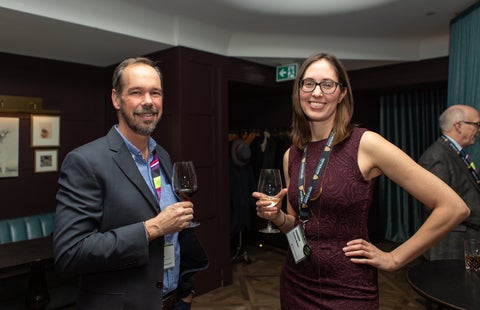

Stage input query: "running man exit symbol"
[{"left": 276, "top": 63, "right": 298, "bottom": 82}]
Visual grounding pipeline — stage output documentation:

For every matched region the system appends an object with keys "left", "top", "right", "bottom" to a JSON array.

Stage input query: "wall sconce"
[{"left": 0, "top": 95, "right": 59, "bottom": 114}]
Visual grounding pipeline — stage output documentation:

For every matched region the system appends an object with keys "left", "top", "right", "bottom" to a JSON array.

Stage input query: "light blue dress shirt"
[
  {"left": 444, "top": 134, "right": 462, "bottom": 151},
  {"left": 115, "top": 127, "right": 180, "bottom": 296}
]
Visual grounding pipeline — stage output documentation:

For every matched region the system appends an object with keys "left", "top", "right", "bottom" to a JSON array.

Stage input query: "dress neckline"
[{"left": 309, "top": 138, "right": 328, "bottom": 145}]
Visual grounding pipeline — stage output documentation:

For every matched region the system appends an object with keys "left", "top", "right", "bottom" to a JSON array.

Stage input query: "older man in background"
[{"left": 419, "top": 104, "right": 480, "bottom": 260}]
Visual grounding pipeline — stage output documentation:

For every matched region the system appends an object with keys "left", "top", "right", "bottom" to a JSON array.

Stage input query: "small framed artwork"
[
  {"left": 34, "top": 149, "right": 58, "bottom": 173},
  {"left": 31, "top": 115, "right": 60, "bottom": 147}
]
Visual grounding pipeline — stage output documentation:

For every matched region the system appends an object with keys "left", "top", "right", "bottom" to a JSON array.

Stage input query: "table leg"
[{"left": 25, "top": 260, "right": 50, "bottom": 310}]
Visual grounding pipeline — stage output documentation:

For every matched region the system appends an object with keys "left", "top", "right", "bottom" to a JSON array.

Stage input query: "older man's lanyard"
[
  {"left": 441, "top": 135, "right": 480, "bottom": 191},
  {"left": 297, "top": 130, "right": 335, "bottom": 245}
]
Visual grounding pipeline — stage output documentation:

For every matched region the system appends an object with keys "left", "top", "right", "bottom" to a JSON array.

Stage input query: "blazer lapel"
[
  {"left": 107, "top": 128, "right": 160, "bottom": 213},
  {"left": 155, "top": 145, "right": 184, "bottom": 201},
  {"left": 440, "top": 139, "right": 480, "bottom": 192}
]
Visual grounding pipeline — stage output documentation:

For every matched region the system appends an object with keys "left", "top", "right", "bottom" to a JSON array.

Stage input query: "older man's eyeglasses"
[
  {"left": 299, "top": 78, "right": 342, "bottom": 94},
  {"left": 460, "top": 121, "right": 480, "bottom": 130}
]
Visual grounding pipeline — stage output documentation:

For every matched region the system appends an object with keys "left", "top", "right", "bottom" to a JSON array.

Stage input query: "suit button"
[{"left": 156, "top": 281, "right": 163, "bottom": 289}]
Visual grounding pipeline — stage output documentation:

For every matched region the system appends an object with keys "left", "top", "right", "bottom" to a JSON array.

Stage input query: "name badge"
[
  {"left": 164, "top": 244, "right": 175, "bottom": 269},
  {"left": 286, "top": 225, "right": 310, "bottom": 264}
]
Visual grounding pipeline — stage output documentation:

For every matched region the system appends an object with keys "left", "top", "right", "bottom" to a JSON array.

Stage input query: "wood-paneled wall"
[{"left": 0, "top": 52, "right": 107, "bottom": 219}]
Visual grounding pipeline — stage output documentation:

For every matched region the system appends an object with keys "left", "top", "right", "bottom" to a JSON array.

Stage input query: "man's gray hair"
[{"left": 439, "top": 105, "right": 465, "bottom": 132}]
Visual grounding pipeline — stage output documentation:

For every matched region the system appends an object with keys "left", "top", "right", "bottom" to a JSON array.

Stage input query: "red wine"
[{"left": 177, "top": 188, "right": 197, "bottom": 199}]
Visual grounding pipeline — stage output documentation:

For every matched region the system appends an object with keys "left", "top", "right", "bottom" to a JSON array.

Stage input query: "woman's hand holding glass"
[
  {"left": 253, "top": 188, "right": 288, "bottom": 222},
  {"left": 253, "top": 168, "right": 288, "bottom": 233}
]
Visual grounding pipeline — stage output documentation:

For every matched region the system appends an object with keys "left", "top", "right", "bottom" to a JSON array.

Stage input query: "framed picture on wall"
[
  {"left": 31, "top": 115, "right": 60, "bottom": 147},
  {"left": 34, "top": 149, "right": 58, "bottom": 173},
  {"left": 0, "top": 117, "right": 19, "bottom": 177}
]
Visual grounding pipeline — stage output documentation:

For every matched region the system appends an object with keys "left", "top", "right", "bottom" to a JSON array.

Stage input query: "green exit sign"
[{"left": 276, "top": 63, "right": 298, "bottom": 82}]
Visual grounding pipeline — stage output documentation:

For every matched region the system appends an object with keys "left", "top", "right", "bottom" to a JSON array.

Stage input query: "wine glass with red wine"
[{"left": 172, "top": 161, "right": 200, "bottom": 228}]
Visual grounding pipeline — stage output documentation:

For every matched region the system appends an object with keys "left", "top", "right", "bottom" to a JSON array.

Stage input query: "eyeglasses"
[
  {"left": 460, "top": 121, "right": 480, "bottom": 130},
  {"left": 299, "top": 78, "right": 342, "bottom": 94}
]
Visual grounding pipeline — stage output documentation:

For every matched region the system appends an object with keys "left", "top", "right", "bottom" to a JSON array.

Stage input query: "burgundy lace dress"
[{"left": 281, "top": 128, "right": 378, "bottom": 309}]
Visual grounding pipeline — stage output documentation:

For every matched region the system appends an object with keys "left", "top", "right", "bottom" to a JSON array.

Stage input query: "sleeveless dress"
[{"left": 281, "top": 127, "right": 378, "bottom": 310}]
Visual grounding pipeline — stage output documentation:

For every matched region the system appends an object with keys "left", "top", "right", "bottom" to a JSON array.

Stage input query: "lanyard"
[
  {"left": 441, "top": 135, "right": 480, "bottom": 190},
  {"left": 150, "top": 150, "right": 162, "bottom": 201},
  {"left": 298, "top": 131, "right": 335, "bottom": 222}
]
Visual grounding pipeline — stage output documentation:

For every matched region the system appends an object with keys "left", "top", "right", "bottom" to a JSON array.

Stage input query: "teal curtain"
[
  {"left": 379, "top": 88, "right": 447, "bottom": 242},
  {"left": 448, "top": 2, "right": 480, "bottom": 163}
]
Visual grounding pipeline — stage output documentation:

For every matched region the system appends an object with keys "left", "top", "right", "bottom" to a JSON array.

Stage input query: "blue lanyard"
[{"left": 298, "top": 131, "right": 335, "bottom": 221}]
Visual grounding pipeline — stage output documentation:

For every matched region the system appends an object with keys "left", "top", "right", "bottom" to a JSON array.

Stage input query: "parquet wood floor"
[
  {"left": 59, "top": 241, "right": 442, "bottom": 309},
  {"left": 192, "top": 241, "right": 433, "bottom": 310}
]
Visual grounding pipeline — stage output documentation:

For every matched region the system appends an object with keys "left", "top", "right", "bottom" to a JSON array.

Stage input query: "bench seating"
[{"left": 0, "top": 213, "right": 55, "bottom": 244}]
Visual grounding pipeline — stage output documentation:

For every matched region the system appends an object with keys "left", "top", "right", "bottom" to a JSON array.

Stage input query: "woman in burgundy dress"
[{"left": 253, "top": 52, "right": 469, "bottom": 309}]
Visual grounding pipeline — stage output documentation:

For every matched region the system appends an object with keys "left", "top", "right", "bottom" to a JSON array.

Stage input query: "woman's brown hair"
[{"left": 290, "top": 52, "right": 355, "bottom": 149}]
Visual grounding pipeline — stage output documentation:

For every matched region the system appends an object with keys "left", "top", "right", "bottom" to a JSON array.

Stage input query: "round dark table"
[{"left": 407, "top": 259, "right": 480, "bottom": 310}]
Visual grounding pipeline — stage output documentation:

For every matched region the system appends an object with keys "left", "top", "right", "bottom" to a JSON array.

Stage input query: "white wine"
[
  {"left": 260, "top": 196, "right": 280, "bottom": 208},
  {"left": 257, "top": 169, "right": 282, "bottom": 234}
]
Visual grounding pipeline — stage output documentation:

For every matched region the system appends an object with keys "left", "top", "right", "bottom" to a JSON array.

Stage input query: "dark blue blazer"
[{"left": 53, "top": 127, "right": 208, "bottom": 309}]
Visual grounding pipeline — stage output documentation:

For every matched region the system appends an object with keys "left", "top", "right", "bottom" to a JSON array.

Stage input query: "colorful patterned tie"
[{"left": 150, "top": 150, "right": 162, "bottom": 201}]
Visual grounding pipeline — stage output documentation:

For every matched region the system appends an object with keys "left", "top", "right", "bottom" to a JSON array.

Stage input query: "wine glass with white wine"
[
  {"left": 172, "top": 161, "right": 200, "bottom": 228},
  {"left": 257, "top": 168, "right": 283, "bottom": 233}
]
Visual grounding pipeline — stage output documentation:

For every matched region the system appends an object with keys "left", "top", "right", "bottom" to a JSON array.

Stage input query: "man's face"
[
  {"left": 459, "top": 108, "right": 480, "bottom": 147},
  {"left": 112, "top": 63, "right": 163, "bottom": 136}
]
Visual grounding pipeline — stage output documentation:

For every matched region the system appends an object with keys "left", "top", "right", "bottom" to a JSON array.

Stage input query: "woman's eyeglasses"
[{"left": 299, "top": 78, "right": 342, "bottom": 94}]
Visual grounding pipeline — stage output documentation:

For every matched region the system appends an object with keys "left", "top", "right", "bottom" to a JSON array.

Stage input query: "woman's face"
[{"left": 299, "top": 59, "right": 346, "bottom": 125}]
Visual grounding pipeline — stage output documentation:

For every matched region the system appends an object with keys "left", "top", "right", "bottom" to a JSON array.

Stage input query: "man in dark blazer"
[
  {"left": 419, "top": 104, "right": 480, "bottom": 260},
  {"left": 53, "top": 57, "right": 208, "bottom": 309}
]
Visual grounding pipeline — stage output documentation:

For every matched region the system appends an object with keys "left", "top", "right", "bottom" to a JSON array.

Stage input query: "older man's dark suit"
[
  {"left": 419, "top": 137, "right": 480, "bottom": 260},
  {"left": 53, "top": 127, "right": 208, "bottom": 309}
]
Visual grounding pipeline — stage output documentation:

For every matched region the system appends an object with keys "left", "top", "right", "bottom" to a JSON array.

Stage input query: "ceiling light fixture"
[{"left": 223, "top": 0, "right": 398, "bottom": 16}]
